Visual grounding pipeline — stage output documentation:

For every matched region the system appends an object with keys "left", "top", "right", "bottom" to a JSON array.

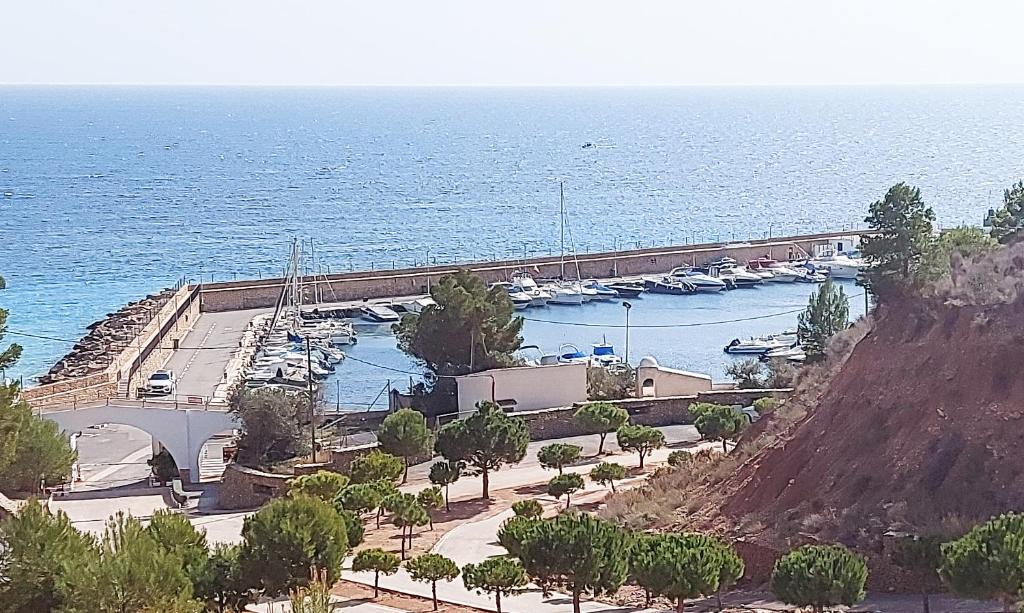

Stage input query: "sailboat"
[{"left": 542, "top": 182, "right": 588, "bottom": 305}]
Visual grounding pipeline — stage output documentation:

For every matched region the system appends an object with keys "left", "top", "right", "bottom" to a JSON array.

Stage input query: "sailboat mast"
[{"left": 559, "top": 181, "right": 565, "bottom": 279}]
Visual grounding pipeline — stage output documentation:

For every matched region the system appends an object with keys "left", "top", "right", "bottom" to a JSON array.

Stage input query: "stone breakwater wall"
[
  {"left": 23, "top": 284, "right": 202, "bottom": 409},
  {"left": 198, "top": 231, "right": 861, "bottom": 312}
]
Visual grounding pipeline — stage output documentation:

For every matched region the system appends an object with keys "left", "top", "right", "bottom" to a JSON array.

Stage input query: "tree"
[
  {"left": 511, "top": 499, "right": 544, "bottom": 519},
  {"left": 940, "top": 513, "right": 1024, "bottom": 613},
  {"left": 693, "top": 405, "right": 747, "bottom": 453},
  {"left": 337, "top": 508, "right": 365, "bottom": 548},
  {"left": 891, "top": 535, "right": 944, "bottom": 613},
  {"left": 517, "top": 513, "right": 631, "bottom": 613},
  {"left": 434, "top": 401, "right": 529, "bottom": 499},
  {"left": 145, "top": 509, "right": 209, "bottom": 595},
  {"left": 715, "top": 539, "right": 745, "bottom": 611},
  {"left": 498, "top": 515, "right": 540, "bottom": 559},
  {"left": 615, "top": 423, "right": 665, "bottom": 468},
  {"left": 368, "top": 479, "right": 399, "bottom": 529},
  {"left": 352, "top": 548, "right": 400, "bottom": 598},
  {"left": 574, "top": 402, "right": 630, "bottom": 454},
  {"left": 239, "top": 496, "right": 352, "bottom": 595},
  {"left": 406, "top": 553, "right": 460, "bottom": 610},
  {"left": 0, "top": 383, "right": 76, "bottom": 493},
  {"left": 394, "top": 270, "right": 523, "bottom": 378},
  {"left": 988, "top": 180, "right": 1024, "bottom": 244},
  {"left": 230, "top": 388, "right": 308, "bottom": 466},
  {"left": 428, "top": 460, "right": 462, "bottom": 511},
  {"left": 537, "top": 443, "right": 582, "bottom": 474},
  {"left": 724, "top": 358, "right": 765, "bottom": 389},
  {"left": 547, "top": 473, "right": 585, "bottom": 510},
  {"left": 349, "top": 450, "right": 404, "bottom": 485},
  {"left": 860, "top": 182, "right": 936, "bottom": 297},
  {"left": 462, "top": 557, "right": 527, "bottom": 613},
  {"left": 630, "top": 533, "right": 673, "bottom": 608},
  {"left": 66, "top": 512, "right": 201, "bottom": 613},
  {"left": 335, "top": 483, "right": 383, "bottom": 518},
  {"left": 417, "top": 485, "right": 444, "bottom": 530},
  {"left": 390, "top": 494, "right": 430, "bottom": 559},
  {"left": 288, "top": 470, "right": 349, "bottom": 502},
  {"left": 0, "top": 274, "right": 23, "bottom": 370},
  {"left": 628, "top": 533, "right": 726, "bottom": 613},
  {"left": 589, "top": 461, "right": 626, "bottom": 492},
  {"left": 197, "top": 543, "right": 250, "bottom": 613},
  {"left": 378, "top": 408, "right": 432, "bottom": 483},
  {"left": 797, "top": 279, "right": 849, "bottom": 360},
  {"left": 0, "top": 499, "right": 97, "bottom": 612},
  {"left": 587, "top": 365, "right": 636, "bottom": 401},
  {"left": 771, "top": 544, "right": 868, "bottom": 613}
]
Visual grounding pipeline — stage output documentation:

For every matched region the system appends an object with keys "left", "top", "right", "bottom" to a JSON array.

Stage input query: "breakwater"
[{"left": 199, "top": 230, "right": 861, "bottom": 312}]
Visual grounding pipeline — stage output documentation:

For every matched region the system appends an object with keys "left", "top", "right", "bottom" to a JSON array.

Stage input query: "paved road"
[
  {"left": 162, "top": 309, "right": 264, "bottom": 398},
  {"left": 248, "top": 598, "right": 405, "bottom": 612}
]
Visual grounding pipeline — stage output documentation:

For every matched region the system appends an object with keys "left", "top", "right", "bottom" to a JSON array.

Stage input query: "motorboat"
[
  {"left": 582, "top": 279, "right": 619, "bottom": 300},
  {"left": 644, "top": 276, "right": 696, "bottom": 295},
  {"left": 490, "top": 282, "right": 532, "bottom": 310},
  {"left": 813, "top": 250, "right": 866, "bottom": 280},
  {"left": 668, "top": 267, "right": 728, "bottom": 292},
  {"left": 606, "top": 280, "right": 644, "bottom": 298},
  {"left": 542, "top": 281, "right": 586, "bottom": 305},
  {"left": 510, "top": 271, "right": 552, "bottom": 306},
  {"left": 708, "top": 264, "right": 763, "bottom": 288},
  {"left": 762, "top": 345, "right": 807, "bottom": 362},
  {"left": 405, "top": 297, "right": 437, "bottom": 314},
  {"left": 589, "top": 341, "right": 624, "bottom": 367},
  {"left": 556, "top": 343, "right": 590, "bottom": 364},
  {"left": 361, "top": 305, "right": 401, "bottom": 323},
  {"left": 723, "top": 336, "right": 792, "bottom": 354}
]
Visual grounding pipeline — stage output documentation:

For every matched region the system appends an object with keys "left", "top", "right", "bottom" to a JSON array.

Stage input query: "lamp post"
[{"left": 622, "top": 301, "right": 632, "bottom": 364}]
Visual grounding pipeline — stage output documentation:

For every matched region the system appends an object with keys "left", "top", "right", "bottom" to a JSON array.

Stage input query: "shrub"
[
  {"left": 940, "top": 513, "right": 1024, "bottom": 612},
  {"left": 589, "top": 462, "right": 626, "bottom": 492},
  {"left": 349, "top": 450, "right": 404, "bottom": 485},
  {"left": 288, "top": 470, "right": 349, "bottom": 502},
  {"left": 511, "top": 499, "right": 544, "bottom": 519},
  {"left": 771, "top": 544, "right": 867, "bottom": 613},
  {"left": 547, "top": 473, "right": 585, "bottom": 509}
]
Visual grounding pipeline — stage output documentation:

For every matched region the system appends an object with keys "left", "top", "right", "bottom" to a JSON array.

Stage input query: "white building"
[{"left": 455, "top": 362, "right": 588, "bottom": 414}]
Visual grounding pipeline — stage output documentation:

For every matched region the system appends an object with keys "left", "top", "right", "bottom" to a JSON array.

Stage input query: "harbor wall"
[
  {"left": 23, "top": 285, "right": 202, "bottom": 409},
  {"left": 197, "top": 231, "right": 863, "bottom": 312}
]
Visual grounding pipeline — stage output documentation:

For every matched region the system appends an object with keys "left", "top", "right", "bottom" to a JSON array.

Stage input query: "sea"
[{"left": 1, "top": 86, "right": 1022, "bottom": 407}]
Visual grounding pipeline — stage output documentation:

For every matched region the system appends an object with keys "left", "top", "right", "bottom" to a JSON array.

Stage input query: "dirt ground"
[{"left": 332, "top": 580, "right": 488, "bottom": 612}]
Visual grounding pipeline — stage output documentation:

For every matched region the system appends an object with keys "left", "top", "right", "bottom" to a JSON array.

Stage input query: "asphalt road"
[
  {"left": 74, "top": 423, "right": 152, "bottom": 490},
  {"left": 162, "top": 309, "right": 265, "bottom": 399}
]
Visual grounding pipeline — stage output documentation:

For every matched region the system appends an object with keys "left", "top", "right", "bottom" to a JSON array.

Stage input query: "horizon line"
[{"left": 2, "top": 81, "right": 1024, "bottom": 88}]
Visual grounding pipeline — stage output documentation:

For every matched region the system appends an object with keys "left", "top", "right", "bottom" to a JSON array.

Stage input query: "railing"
[{"left": 40, "top": 393, "right": 228, "bottom": 413}]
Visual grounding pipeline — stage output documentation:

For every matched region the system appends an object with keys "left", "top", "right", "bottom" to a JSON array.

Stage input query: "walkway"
[{"left": 163, "top": 308, "right": 266, "bottom": 399}]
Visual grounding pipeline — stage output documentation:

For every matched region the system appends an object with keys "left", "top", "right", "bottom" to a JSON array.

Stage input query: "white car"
[{"left": 147, "top": 370, "right": 176, "bottom": 396}]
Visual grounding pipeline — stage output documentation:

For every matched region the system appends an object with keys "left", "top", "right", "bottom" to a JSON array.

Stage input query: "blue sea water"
[{"left": 1, "top": 86, "right": 1022, "bottom": 404}]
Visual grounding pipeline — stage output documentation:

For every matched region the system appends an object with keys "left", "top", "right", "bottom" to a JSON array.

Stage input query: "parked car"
[{"left": 146, "top": 370, "right": 176, "bottom": 396}]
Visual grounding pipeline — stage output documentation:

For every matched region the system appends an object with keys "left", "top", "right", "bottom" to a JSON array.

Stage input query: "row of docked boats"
[
  {"left": 241, "top": 310, "right": 356, "bottom": 393},
  {"left": 723, "top": 329, "right": 806, "bottom": 362},
  {"left": 490, "top": 271, "right": 641, "bottom": 309}
]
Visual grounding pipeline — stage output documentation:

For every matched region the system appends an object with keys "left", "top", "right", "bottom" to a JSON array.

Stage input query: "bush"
[
  {"left": 547, "top": 473, "right": 585, "bottom": 509},
  {"left": 771, "top": 544, "right": 867, "bottom": 613},
  {"left": 587, "top": 366, "right": 635, "bottom": 401},
  {"left": 350, "top": 450, "right": 404, "bottom": 485},
  {"left": 940, "top": 513, "right": 1024, "bottom": 611},
  {"left": 511, "top": 499, "right": 544, "bottom": 519},
  {"left": 230, "top": 388, "right": 308, "bottom": 466},
  {"left": 589, "top": 462, "right": 626, "bottom": 492},
  {"left": 288, "top": 470, "right": 349, "bottom": 502}
]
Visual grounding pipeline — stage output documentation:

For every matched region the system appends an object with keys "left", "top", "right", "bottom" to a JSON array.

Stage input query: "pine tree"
[
  {"left": 860, "top": 182, "right": 935, "bottom": 298},
  {"left": 797, "top": 279, "right": 849, "bottom": 360},
  {"left": 434, "top": 402, "right": 529, "bottom": 499}
]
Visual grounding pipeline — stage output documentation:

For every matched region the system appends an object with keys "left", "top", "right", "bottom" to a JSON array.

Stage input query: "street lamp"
[{"left": 622, "top": 301, "right": 632, "bottom": 364}]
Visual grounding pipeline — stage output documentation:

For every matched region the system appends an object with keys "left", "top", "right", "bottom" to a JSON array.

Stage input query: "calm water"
[{"left": 0, "top": 86, "right": 1021, "bottom": 402}]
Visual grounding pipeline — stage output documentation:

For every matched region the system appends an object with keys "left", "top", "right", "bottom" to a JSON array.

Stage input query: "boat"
[
  {"left": 361, "top": 305, "right": 401, "bottom": 323},
  {"left": 668, "top": 267, "right": 727, "bottom": 292},
  {"left": 707, "top": 264, "right": 763, "bottom": 288},
  {"left": 582, "top": 279, "right": 618, "bottom": 300},
  {"left": 589, "top": 341, "right": 624, "bottom": 367},
  {"left": 762, "top": 345, "right": 806, "bottom": 362},
  {"left": 813, "top": 250, "right": 866, "bottom": 280},
  {"left": 723, "top": 336, "right": 792, "bottom": 354},
  {"left": 606, "top": 280, "right": 644, "bottom": 298},
  {"left": 491, "top": 283, "right": 533, "bottom": 310},
  {"left": 510, "top": 271, "right": 552, "bottom": 306},
  {"left": 644, "top": 276, "right": 696, "bottom": 295},
  {"left": 405, "top": 297, "right": 437, "bottom": 314},
  {"left": 543, "top": 282, "right": 586, "bottom": 305}
]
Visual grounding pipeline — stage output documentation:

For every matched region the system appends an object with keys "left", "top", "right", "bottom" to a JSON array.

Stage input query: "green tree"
[
  {"left": 67, "top": 512, "right": 201, "bottom": 613},
  {"left": 368, "top": 479, "right": 399, "bottom": 529},
  {"left": 517, "top": 513, "right": 631, "bottom": 613},
  {"left": 434, "top": 401, "right": 529, "bottom": 499},
  {"left": 350, "top": 450, "right": 404, "bottom": 485},
  {"left": 406, "top": 553, "right": 460, "bottom": 611},
  {"left": 988, "top": 181, "right": 1024, "bottom": 244},
  {"left": 417, "top": 485, "right": 445, "bottom": 530},
  {"left": 629, "top": 533, "right": 727, "bottom": 613},
  {"left": 547, "top": 473, "right": 585, "bottom": 510},
  {"left": 230, "top": 388, "right": 308, "bottom": 466},
  {"left": 615, "top": 424, "right": 665, "bottom": 468},
  {"left": 0, "top": 499, "right": 97, "bottom": 612},
  {"left": 197, "top": 543, "right": 250, "bottom": 613},
  {"left": 378, "top": 408, "right": 433, "bottom": 483},
  {"left": 630, "top": 533, "right": 673, "bottom": 608},
  {"left": 394, "top": 270, "right": 523, "bottom": 377},
  {"left": 797, "top": 279, "right": 849, "bottom": 360},
  {"left": 497, "top": 515, "right": 540, "bottom": 559},
  {"left": 145, "top": 509, "right": 209, "bottom": 595},
  {"left": 288, "top": 470, "right": 350, "bottom": 502},
  {"left": 428, "top": 460, "right": 462, "bottom": 511},
  {"left": 860, "top": 182, "right": 936, "bottom": 297},
  {"left": 0, "top": 274, "right": 23, "bottom": 370},
  {"left": 589, "top": 461, "right": 626, "bottom": 492},
  {"left": 351, "top": 548, "right": 400, "bottom": 598},
  {"left": 335, "top": 482, "right": 383, "bottom": 518},
  {"left": 724, "top": 358, "right": 765, "bottom": 389},
  {"left": 715, "top": 539, "right": 745, "bottom": 611},
  {"left": 239, "top": 495, "right": 352, "bottom": 595},
  {"left": 511, "top": 499, "right": 544, "bottom": 519},
  {"left": 389, "top": 494, "right": 430, "bottom": 559},
  {"left": 574, "top": 402, "right": 630, "bottom": 454},
  {"left": 891, "top": 534, "right": 944, "bottom": 613},
  {"left": 694, "top": 405, "right": 747, "bottom": 453},
  {"left": 462, "top": 557, "right": 527, "bottom": 613},
  {"left": 337, "top": 508, "right": 365, "bottom": 548},
  {"left": 0, "top": 391, "right": 77, "bottom": 493},
  {"left": 771, "top": 544, "right": 868, "bottom": 613},
  {"left": 940, "top": 513, "right": 1024, "bottom": 613},
  {"left": 537, "top": 443, "right": 582, "bottom": 474}
]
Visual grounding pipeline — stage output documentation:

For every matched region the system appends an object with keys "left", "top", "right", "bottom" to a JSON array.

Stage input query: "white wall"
[
  {"left": 456, "top": 363, "right": 588, "bottom": 414},
  {"left": 636, "top": 365, "right": 713, "bottom": 398}
]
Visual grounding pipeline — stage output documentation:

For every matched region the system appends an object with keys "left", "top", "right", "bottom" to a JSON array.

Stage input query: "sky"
[{"left": 3, "top": 0, "right": 1024, "bottom": 86}]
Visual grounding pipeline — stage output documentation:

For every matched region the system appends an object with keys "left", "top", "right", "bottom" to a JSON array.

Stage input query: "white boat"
[
  {"left": 405, "top": 297, "right": 437, "bottom": 314},
  {"left": 668, "top": 267, "right": 728, "bottom": 292},
  {"left": 490, "top": 282, "right": 533, "bottom": 310},
  {"left": 813, "top": 250, "right": 866, "bottom": 280},
  {"left": 724, "top": 336, "right": 791, "bottom": 354},
  {"left": 763, "top": 345, "right": 806, "bottom": 362},
  {"left": 582, "top": 280, "right": 619, "bottom": 300},
  {"left": 543, "top": 282, "right": 586, "bottom": 305},
  {"left": 361, "top": 305, "right": 401, "bottom": 323},
  {"left": 709, "top": 264, "right": 763, "bottom": 288},
  {"left": 510, "top": 272, "right": 552, "bottom": 306}
]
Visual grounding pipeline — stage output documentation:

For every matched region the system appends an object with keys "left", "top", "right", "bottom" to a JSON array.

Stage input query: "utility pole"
[{"left": 306, "top": 337, "right": 317, "bottom": 463}]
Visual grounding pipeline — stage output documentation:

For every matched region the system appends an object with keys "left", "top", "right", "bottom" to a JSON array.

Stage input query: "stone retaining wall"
[{"left": 217, "top": 463, "right": 292, "bottom": 510}]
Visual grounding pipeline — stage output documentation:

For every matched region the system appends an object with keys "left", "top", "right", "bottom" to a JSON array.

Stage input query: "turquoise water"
[{"left": 0, "top": 86, "right": 1021, "bottom": 402}]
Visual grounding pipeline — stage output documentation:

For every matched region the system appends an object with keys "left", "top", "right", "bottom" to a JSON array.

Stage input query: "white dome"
[{"left": 637, "top": 356, "right": 659, "bottom": 368}]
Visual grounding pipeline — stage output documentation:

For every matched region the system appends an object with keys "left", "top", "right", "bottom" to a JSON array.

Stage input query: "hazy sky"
[{"left": 4, "top": 0, "right": 1023, "bottom": 86}]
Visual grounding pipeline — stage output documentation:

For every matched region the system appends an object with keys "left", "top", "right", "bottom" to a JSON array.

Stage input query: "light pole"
[{"left": 622, "top": 301, "right": 632, "bottom": 364}]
